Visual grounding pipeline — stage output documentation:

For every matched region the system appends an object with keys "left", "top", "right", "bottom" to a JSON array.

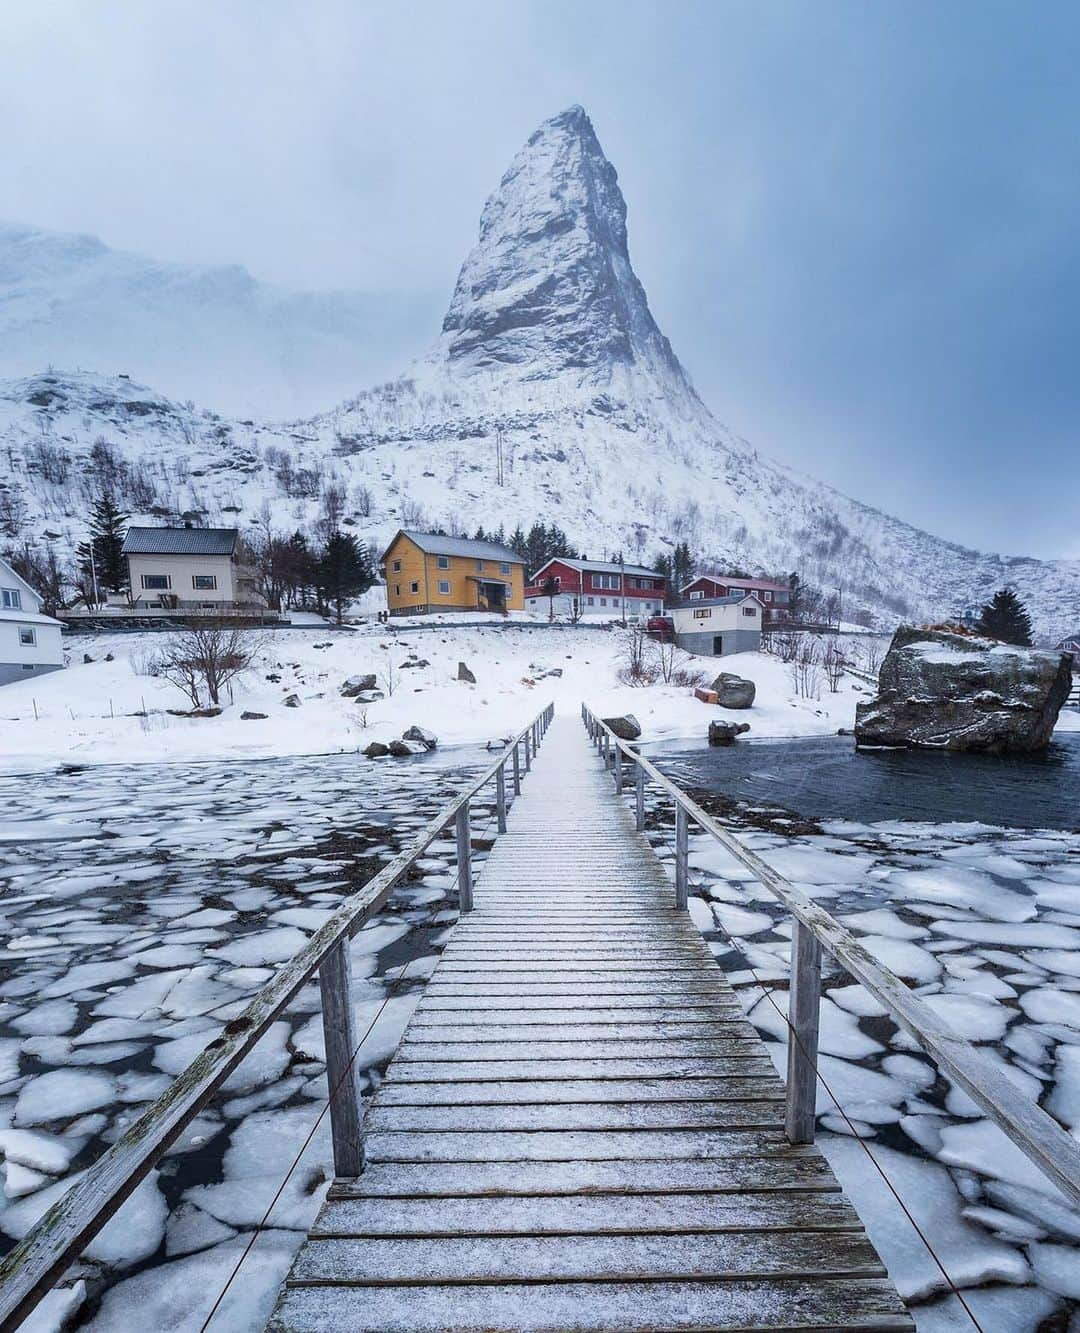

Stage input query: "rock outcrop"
[
  {"left": 854, "top": 626, "right": 1072, "bottom": 753},
  {"left": 457, "top": 662, "right": 476, "bottom": 683},
  {"left": 340, "top": 674, "right": 377, "bottom": 697},
  {"left": 711, "top": 672, "right": 756, "bottom": 709}
]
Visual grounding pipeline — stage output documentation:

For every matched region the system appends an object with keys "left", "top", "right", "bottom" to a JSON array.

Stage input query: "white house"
[
  {"left": 121, "top": 527, "right": 263, "bottom": 608},
  {"left": 670, "top": 594, "right": 763, "bottom": 656},
  {"left": 0, "top": 557, "right": 64, "bottom": 687}
]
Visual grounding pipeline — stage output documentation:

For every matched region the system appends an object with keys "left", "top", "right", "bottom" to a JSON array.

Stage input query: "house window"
[
  {"left": 592, "top": 573, "right": 619, "bottom": 590},
  {"left": 19, "top": 627, "right": 36, "bottom": 646},
  {"left": 693, "top": 608, "right": 711, "bottom": 620},
  {"left": 141, "top": 574, "right": 170, "bottom": 590},
  {"left": 476, "top": 559, "right": 484, "bottom": 572},
  {"left": 437, "top": 555, "right": 450, "bottom": 569},
  {"left": 1, "top": 588, "right": 21, "bottom": 610},
  {"left": 600, "top": 598, "right": 607, "bottom": 607},
  {"left": 192, "top": 574, "right": 217, "bottom": 590},
  {"left": 587, "top": 597, "right": 594, "bottom": 605},
  {"left": 392, "top": 559, "right": 401, "bottom": 572},
  {"left": 742, "top": 605, "right": 757, "bottom": 617},
  {"left": 410, "top": 581, "right": 420, "bottom": 594},
  {"left": 689, "top": 590, "right": 704, "bottom": 600},
  {"left": 499, "top": 562, "right": 511, "bottom": 575},
  {"left": 504, "top": 584, "right": 512, "bottom": 598},
  {"left": 438, "top": 579, "right": 451, "bottom": 595},
  {"left": 763, "top": 591, "right": 772, "bottom": 602}
]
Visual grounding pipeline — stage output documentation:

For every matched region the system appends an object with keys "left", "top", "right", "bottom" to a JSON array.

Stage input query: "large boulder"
[
  {"left": 340, "top": 674, "right": 377, "bottom": 697},
  {"left": 854, "top": 627, "right": 1072, "bottom": 753},
  {"left": 457, "top": 661, "right": 477, "bottom": 683},
  {"left": 602, "top": 714, "right": 641, "bottom": 740},
  {"left": 402, "top": 725, "right": 438, "bottom": 751},
  {"left": 708, "top": 721, "right": 750, "bottom": 746},
  {"left": 389, "top": 738, "right": 427, "bottom": 757},
  {"left": 363, "top": 741, "right": 390, "bottom": 758},
  {"left": 711, "top": 672, "right": 756, "bottom": 709}
]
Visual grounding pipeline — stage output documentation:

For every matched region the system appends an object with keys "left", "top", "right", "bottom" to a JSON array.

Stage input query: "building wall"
[
  {"left": 385, "top": 537, "right": 524, "bottom": 614},
  {"left": 675, "top": 627, "right": 761, "bottom": 656},
  {"left": 525, "top": 592, "right": 663, "bottom": 619},
  {"left": 0, "top": 618, "right": 64, "bottom": 685},
  {"left": 128, "top": 553, "right": 238, "bottom": 603}
]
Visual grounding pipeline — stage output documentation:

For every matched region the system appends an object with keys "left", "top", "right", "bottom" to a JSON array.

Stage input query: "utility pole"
[
  {"left": 495, "top": 429, "right": 504, "bottom": 487},
  {"left": 90, "top": 542, "right": 100, "bottom": 610},
  {"left": 618, "top": 553, "right": 626, "bottom": 626}
]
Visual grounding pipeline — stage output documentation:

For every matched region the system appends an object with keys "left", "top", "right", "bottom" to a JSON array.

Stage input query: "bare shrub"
[
  {"left": 822, "top": 640, "right": 844, "bottom": 693},
  {"left": 789, "top": 638, "right": 821, "bottom": 699},
  {"left": 766, "top": 631, "right": 800, "bottom": 664},
  {"left": 151, "top": 622, "right": 260, "bottom": 708},
  {"left": 672, "top": 667, "right": 709, "bottom": 689},
  {"left": 618, "top": 627, "right": 659, "bottom": 686},
  {"left": 354, "top": 484, "right": 373, "bottom": 517}
]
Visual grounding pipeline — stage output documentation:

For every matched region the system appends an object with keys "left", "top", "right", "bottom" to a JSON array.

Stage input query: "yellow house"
[{"left": 380, "top": 530, "right": 526, "bottom": 615}]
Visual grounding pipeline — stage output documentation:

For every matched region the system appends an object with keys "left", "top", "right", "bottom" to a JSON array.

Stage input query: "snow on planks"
[{"left": 268, "top": 716, "right": 911, "bottom": 1332}]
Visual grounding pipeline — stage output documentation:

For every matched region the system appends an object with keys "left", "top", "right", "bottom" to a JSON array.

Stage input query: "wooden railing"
[
  {"left": 0, "top": 703, "right": 555, "bottom": 1332},
  {"left": 582, "top": 705, "right": 1080, "bottom": 1207}
]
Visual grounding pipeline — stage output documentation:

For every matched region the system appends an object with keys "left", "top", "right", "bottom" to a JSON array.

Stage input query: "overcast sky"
[{"left": 4, "top": 1, "right": 1079, "bottom": 558}]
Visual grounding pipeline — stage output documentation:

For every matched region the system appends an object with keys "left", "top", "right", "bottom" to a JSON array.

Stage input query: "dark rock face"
[
  {"left": 709, "top": 720, "right": 750, "bottom": 746},
  {"left": 457, "top": 661, "right": 476, "bottom": 683},
  {"left": 283, "top": 693, "right": 301, "bottom": 708},
  {"left": 363, "top": 741, "right": 390, "bottom": 758},
  {"left": 402, "top": 725, "right": 438, "bottom": 751},
  {"left": 854, "top": 626, "right": 1072, "bottom": 753},
  {"left": 340, "top": 673, "right": 377, "bottom": 697},
  {"left": 603, "top": 714, "right": 641, "bottom": 740},
  {"left": 711, "top": 672, "right": 756, "bottom": 709},
  {"left": 241, "top": 711, "right": 267, "bottom": 720}
]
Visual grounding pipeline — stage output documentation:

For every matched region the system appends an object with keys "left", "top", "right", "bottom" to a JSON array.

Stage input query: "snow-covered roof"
[
  {"left": 683, "top": 574, "right": 789, "bottom": 593},
  {"left": 532, "top": 557, "right": 663, "bottom": 579},
  {"left": 122, "top": 527, "right": 238, "bottom": 556},
  {"left": 386, "top": 530, "right": 523, "bottom": 563},
  {"left": 0, "top": 607, "right": 62, "bottom": 627}
]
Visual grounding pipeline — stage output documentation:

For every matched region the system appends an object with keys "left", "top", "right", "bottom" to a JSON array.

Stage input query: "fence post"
[
  {"left": 513, "top": 741, "right": 522, "bottom": 795},
  {"left": 456, "top": 801, "right": 473, "bottom": 913},
  {"left": 635, "top": 763, "right": 645, "bottom": 831},
  {"left": 495, "top": 764, "right": 507, "bottom": 834},
  {"left": 319, "top": 939, "right": 364, "bottom": 1176},
  {"left": 614, "top": 746, "right": 623, "bottom": 794},
  {"left": 675, "top": 805, "right": 689, "bottom": 910},
  {"left": 524, "top": 730, "right": 532, "bottom": 771},
  {"left": 786, "top": 919, "right": 822, "bottom": 1145}
]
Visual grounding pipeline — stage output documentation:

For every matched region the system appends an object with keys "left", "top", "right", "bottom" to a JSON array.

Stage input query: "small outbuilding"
[
  {"left": 670, "top": 593, "right": 762, "bottom": 656},
  {"left": 0, "top": 556, "right": 64, "bottom": 686}
]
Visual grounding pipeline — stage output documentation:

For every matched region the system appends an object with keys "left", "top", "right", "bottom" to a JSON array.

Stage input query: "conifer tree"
[
  {"left": 672, "top": 540, "right": 695, "bottom": 592},
  {"left": 76, "top": 494, "right": 129, "bottom": 599},
  {"left": 975, "top": 589, "right": 1033, "bottom": 646},
  {"left": 317, "top": 531, "right": 374, "bottom": 624}
]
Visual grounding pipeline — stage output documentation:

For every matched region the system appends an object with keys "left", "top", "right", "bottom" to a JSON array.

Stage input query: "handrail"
[
  {"left": 0, "top": 702, "right": 555, "bottom": 1331},
  {"left": 582, "top": 704, "right": 1080, "bottom": 1209}
]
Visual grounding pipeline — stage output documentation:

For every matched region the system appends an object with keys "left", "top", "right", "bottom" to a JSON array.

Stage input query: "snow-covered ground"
[{"left": 0, "top": 624, "right": 867, "bottom": 773}]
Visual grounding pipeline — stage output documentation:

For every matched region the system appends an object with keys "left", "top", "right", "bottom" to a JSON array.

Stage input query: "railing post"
[
  {"left": 603, "top": 732, "right": 610, "bottom": 767},
  {"left": 786, "top": 919, "right": 822, "bottom": 1145},
  {"left": 456, "top": 800, "right": 473, "bottom": 913},
  {"left": 513, "top": 741, "right": 521, "bottom": 795},
  {"left": 614, "top": 745, "right": 623, "bottom": 794},
  {"left": 675, "top": 804, "right": 689, "bottom": 910},
  {"left": 524, "top": 730, "right": 532, "bottom": 771},
  {"left": 635, "top": 763, "right": 645, "bottom": 831},
  {"left": 495, "top": 763, "right": 507, "bottom": 834},
  {"left": 319, "top": 939, "right": 364, "bottom": 1177}
]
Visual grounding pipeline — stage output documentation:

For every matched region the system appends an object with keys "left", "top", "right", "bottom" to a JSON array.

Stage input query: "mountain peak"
[{"left": 439, "top": 106, "right": 694, "bottom": 396}]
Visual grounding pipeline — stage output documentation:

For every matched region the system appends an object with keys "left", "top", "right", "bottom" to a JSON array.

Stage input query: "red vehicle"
[{"left": 646, "top": 615, "right": 674, "bottom": 642}]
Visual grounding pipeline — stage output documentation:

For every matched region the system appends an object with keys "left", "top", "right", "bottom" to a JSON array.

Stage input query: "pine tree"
[
  {"left": 976, "top": 589, "right": 1033, "bottom": 646},
  {"left": 508, "top": 525, "right": 527, "bottom": 559},
  {"left": 654, "top": 550, "right": 674, "bottom": 584},
  {"left": 317, "top": 532, "right": 374, "bottom": 624},
  {"left": 672, "top": 541, "right": 695, "bottom": 592},
  {"left": 76, "top": 494, "right": 129, "bottom": 599}
]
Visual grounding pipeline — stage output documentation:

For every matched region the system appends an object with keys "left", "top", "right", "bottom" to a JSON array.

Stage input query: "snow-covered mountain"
[
  {"left": 0, "top": 221, "right": 423, "bottom": 417},
  {"left": 3, "top": 106, "right": 1079, "bottom": 637}
]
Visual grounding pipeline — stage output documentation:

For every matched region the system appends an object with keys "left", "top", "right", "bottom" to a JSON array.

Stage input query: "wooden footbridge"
[{"left": 2, "top": 706, "right": 1078, "bottom": 1332}]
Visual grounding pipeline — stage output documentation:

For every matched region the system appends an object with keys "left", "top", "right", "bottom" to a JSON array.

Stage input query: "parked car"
[{"left": 646, "top": 615, "right": 674, "bottom": 642}]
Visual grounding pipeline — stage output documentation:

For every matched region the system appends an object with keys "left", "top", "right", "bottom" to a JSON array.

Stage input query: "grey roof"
[
  {"left": 387, "top": 530, "right": 523, "bottom": 563},
  {"left": 122, "top": 527, "right": 238, "bottom": 556},
  {"left": 535, "top": 558, "right": 663, "bottom": 579}
]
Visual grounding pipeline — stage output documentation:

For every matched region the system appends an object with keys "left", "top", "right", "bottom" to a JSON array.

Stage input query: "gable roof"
[
  {"left": 121, "top": 527, "right": 238, "bottom": 556},
  {"left": 0, "top": 555, "right": 43, "bottom": 609},
  {"left": 683, "top": 574, "right": 790, "bottom": 594},
  {"left": 530, "top": 557, "right": 664, "bottom": 581},
  {"left": 383, "top": 530, "right": 523, "bottom": 564}
]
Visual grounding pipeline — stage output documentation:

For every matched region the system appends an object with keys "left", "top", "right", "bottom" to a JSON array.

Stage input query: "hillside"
[{"left": 2, "top": 107, "right": 1078, "bottom": 637}]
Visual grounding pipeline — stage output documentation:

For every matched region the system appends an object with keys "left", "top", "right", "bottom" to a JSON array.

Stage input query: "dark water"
[{"left": 642, "top": 731, "right": 1080, "bottom": 830}]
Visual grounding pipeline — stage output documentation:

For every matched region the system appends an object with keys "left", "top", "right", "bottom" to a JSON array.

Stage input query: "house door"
[
  {"left": 712, "top": 635, "right": 724, "bottom": 655},
  {"left": 484, "top": 582, "right": 506, "bottom": 611}
]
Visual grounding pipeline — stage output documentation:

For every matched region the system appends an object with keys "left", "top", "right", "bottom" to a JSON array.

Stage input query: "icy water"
[
  {"left": 643, "top": 732, "right": 1080, "bottom": 831},
  {"left": 638, "top": 736, "right": 1080, "bottom": 1329},
  {"left": 0, "top": 746, "right": 495, "bottom": 1330}
]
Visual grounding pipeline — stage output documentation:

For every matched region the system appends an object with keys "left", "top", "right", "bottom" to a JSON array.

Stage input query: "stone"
[
  {"left": 457, "top": 661, "right": 477, "bottom": 683},
  {"left": 711, "top": 672, "right": 756, "bottom": 709},
  {"left": 83, "top": 654, "right": 93, "bottom": 664},
  {"left": 402, "top": 725, "right": 438, "bottom": 751},
  {"left": 854, "top": 626, "right": 1072, "bottom": 753},
  {"left": 340, "top": 674, "right": 377, "bottom": 697},
  {"left": 240, "top": 711, "right": 268, "bottom": 720},
  {"left": 354, "top": 690, "right": 384, "bottom": 703},
  {"left": 362, "top": 741, "right": 390, "bottom": 758},
  {"left": 104, "top": 653, "right": 114, "bottom": 662},
  {"left": 283, "top": 694, "right": 301, "bottom": 708},
  {"left": 602, "top": 714, "right": 641, "bottom": 740},
  {"left": 399, "top": 659, "right": 430, "bottom": 670},
  {"left": 388, "top": 738, "right": 427, "bottom": 757},
  {"left": 708, "top": 720, "right": 750, "bottom": 746},
  {"left": 265, "top": 673, "right": 281, "bottom": 682}
]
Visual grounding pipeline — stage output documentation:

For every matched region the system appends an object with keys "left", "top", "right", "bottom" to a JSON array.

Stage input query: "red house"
[
  {"left": 525, "top": 559, "right": 667, "bottom": 620},
  {"left": 681, "top": 574, "right": 792, "bottom": 620}
]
